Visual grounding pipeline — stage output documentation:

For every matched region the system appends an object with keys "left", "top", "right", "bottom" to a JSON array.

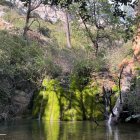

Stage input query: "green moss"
[
  {"left": 83, "top": 85, "right": 104, "bottom": 120},
  {"left": 63, "top": 109, "right": 82, "bottom": 121},
  {"left": 112, "top": 85, "right": 119, "bottom": 92},
  {"left": 43, "top": 90, "right": 60, "bottom": 121},
  {"left": 32, "top": 93, "right": 43, "bottom": 118},
  {"left": 33, "top": 78, "right": 61, "bottom": 121},
  {"left": 93, "top": 110, "right": 103, "bottom": 120},
  {"left": 33, "top": 77, "right": 104, "bottom": 121}
]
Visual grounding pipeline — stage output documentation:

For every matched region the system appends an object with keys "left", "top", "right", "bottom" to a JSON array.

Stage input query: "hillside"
[{"left": 0, "top": 0, "right": 139, "bottom": 124}]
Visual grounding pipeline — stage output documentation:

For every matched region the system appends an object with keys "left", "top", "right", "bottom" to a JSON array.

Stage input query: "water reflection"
[
  {"left": 43, "top": 121, "right": 60, "bottom": 140},
  {"left": 0, "top": 120, "right": 140, "bottom": 140},
  {"left": 106, "top": 124, "right": 119, "bottom": 140}
]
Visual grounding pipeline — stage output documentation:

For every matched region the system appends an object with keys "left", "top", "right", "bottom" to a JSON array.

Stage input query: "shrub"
[
  {"left": 105, "top": 41, "right": 133, "bottom": 72},
  {"left": 0, "top": 30, "right": 47, "bottom": 104}
]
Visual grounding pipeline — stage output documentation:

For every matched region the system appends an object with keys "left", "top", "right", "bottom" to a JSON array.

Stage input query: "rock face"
[
  {"left": 108, "top": 11, "right": 140, "bottom": 124},
  {"left": 0, "top": 5, "right": 13, "bottom": 29},
  {"left": 108, "top": 64, "right": 133, "bottom": 125},
  {"left": 0, "top": 89, "right": 32, "bottom": 122},
  {"left": 34, "top": 5, "right": 65, "bottom": 22},
  {"left": 11, "top": 90, "right": 30, "bottom": 115},
  {"left": 7, "top": 0, "right": 65, "bottom": 23},
  {"left": 0, "top": 73, "right": 36, "bottom": 122}
]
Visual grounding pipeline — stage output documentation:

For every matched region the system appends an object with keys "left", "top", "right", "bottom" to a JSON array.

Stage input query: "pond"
[{"left": 0, "top": 120, "right": 140, "bottom": 140}]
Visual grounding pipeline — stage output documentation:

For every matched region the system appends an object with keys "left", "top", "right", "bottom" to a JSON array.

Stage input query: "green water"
[{"left": 0, "top": 120, "right": 140, "bottom": 140}]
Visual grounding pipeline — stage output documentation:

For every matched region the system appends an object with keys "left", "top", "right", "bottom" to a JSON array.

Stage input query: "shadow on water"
[{"left": 0, "top": 120, "right": 140, "bottom": 140}]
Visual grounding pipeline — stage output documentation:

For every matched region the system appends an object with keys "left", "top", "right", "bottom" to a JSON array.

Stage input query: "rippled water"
[{"left": 0, "top": 120, "right": 140, "bottom": 140}]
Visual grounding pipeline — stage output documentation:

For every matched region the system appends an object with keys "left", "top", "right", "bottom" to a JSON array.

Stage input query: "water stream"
[{"left": 0, "top": 120, "right": 139, "bottom": 140}]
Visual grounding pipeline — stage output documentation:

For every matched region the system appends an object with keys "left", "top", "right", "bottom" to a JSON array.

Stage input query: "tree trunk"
[
  {"left": 23, "top": 0, "right": 32, "bottom": 38},
  {"left": 108, "top": 66, "right": 132, "bottom": 125},
  {"left": 79, "top": 13, "right": 99, "bottom": 56},
  {"left": 118, "top": 66, "right": 125, "bottom": 104},
  {"left": 65, "top": 11, "right": 71, "bottom": 48}
]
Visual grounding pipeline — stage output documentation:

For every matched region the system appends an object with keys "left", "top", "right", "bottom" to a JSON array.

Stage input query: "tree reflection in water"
[{"left": 0, "top": 121, "right": 140, "bottom": 140}]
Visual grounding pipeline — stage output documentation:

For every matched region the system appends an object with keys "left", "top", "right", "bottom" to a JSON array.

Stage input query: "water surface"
[{"left": 0, "top": 120, "right": 140, "bottom": 140}]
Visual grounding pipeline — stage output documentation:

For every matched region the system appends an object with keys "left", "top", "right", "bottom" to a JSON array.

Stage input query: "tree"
[
  {"left": 69, "top": 0, "right": 126, "bottom": 55},
  {"left": 20, "top": 0, "right": 137, "bottom": 48},
  {"left": 111, "top": 0, "right": 138, "bottom": 18},
  {"left": 20, "top": 0, "right": 43, "bottom": 38}
]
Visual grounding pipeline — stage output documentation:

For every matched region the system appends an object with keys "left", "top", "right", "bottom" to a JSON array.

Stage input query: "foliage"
[
  {"left": 0, "top": 0, "right": 12, "bottom": 6},
  {"left": 0, "top": 30, "right": 46, "bottom": 105},
  {"left": 125, "top": 73, "right": 140, "bottom": 115},
  {"left": 33, "top": 78, "right": 105, "bottom": 121},
  {"left": 105, "top": 41, "right": 133, "bottom": 72},
  {"left": 0, "top": 30, "right": 45, "bottom": 80},
  {"left": 111, "top": 0, "right": 138, "bottom": 18},
  {"left": 33, "top": 55, "right": 105, "bottom": 121},
  {"left": 3, "top": 9, "right": 25, "bottom": 29},
  {"left": 39, "top": 27, "right": 51, "bottom": 37},
  {"left": 1, "top": 0, "right": 138, "bottom": 121},
  {"left": 68, "top": 0, "right": 133, "bottom": 54}
]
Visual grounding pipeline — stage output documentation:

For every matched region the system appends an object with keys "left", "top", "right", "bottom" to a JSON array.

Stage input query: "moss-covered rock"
[
  {"left": 33, "top": 77, "right": 105, "bottom": 121},
  {"left": 33, "top": 78, "right": 61, "bottom": 121}
]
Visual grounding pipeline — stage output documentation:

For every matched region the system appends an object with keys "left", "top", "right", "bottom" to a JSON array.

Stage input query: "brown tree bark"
[
  {"left": 23, "top": 0, "right": 42, "bottom": 39},
  {"left": 23, "top": 0, "right": 32, "bottom": 38}
]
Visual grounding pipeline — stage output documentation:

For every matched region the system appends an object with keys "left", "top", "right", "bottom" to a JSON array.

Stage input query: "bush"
[
  {"left": 39, "top": 27, "right": 51, "bottom": 38},
  {"left": 0, "top": 30, "right": 46, "bottom": 78},
  {"left": 125, "top": 75, "right": 140, "bottom": 115},
  {"left": 105, "top": 41, "right": 133, "bottom": 72},
  {"left": 0, "top": 30, "right": 47, "bottom": 104}
]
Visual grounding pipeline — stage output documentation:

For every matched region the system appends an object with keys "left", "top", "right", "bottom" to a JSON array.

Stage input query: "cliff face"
[
  {"left": 0, "top": 62, "right": 37, "bottom": 121},
  {"left": 108, "top": 8, "right": 140, "bottom": 124},
  {"left": 7, "top": 0, "right": 65, "bottom": 23}
]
